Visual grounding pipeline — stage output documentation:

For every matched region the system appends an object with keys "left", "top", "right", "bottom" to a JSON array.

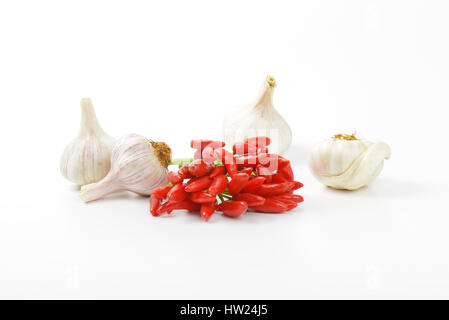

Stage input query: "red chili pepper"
[
  {"left": 239, "top": 167, "right": 254, "bottom": 175},
  {"left": 167, "top": 171, "right": 183, "bottom": 184},
  {"left": 201, "top": 146, "right": 217, "bottom": 162},
  {"left": 209, "top": 165, "right": 226, "bottom": 178},
  {"left": 214, "top": 148, "right": 232, "bottom": 163},
  {"left": 272, "top": 172, "right": 288, "bottom": 183},
  {"left": 256, "top": 164, "right": 273, "bottom": 178},
  {"left": 190, "top": 191, "right": 216, "bottom": 204},
  {"left": 217, "top": 200, "right": 248, "bottom": 217},
  {"left": 275, "top": 199, "right": 298, "bottom": 210},
  {"left": 188, "top": 159, "right": 213, "bottom": 177},
  {"left": 232, "top": 142, "right": 258, "bottom": 155},
  {"left": 193, "top": 149, "right": 202, "bottom": 159},
  {"left": 233, "top": 193, "right": 265, "bottom": 207},
  {"left": 152, "top": 185, "right": 171, "bottom": 198},
  {"left": 258, "top": 153, "right": 290, "bottom": 170},
  {"left": 214, "top": 148, "right": 238, "bottom": 177},
  {"left": 235, "top": 153, "right": 289, "bottom": 170},
  {"left": 278, "top": 155, "right": 290, "bottom": 167},
  {"left": 200, "top": 203, "right": 216, "bottom": 221},
  {"left": 264, "top": 175, "right": 272, "bottom": 184},
  {"left": 292, "top": 181, "right": 303, "bottom": 190},
  {"left": 278, "top": 163, "right": 294, "bottom": 181},
  {"left": 253, "top": 182, "right": 295, "bottom": 197},
  {"left": 178, "top": 166, "right": 192, "bottom": 179},
  {"left": 184, "top": 176, "right": 212, "bottom": 193},
  {"left": 250, "top": 198, "right": 288, "bottom": 213},
  {"left": 207, "top": 140, "right": 226, "bottom": 149},
  {"left": 186, "top": 176, "right": 198, "bottom": 186},
  {"left": 259, "top": 146, "right": 269, "bottom": 153},
  {"left": 235, "top": 154, "right": 259, "bottom": 168},
  {"left": 149, "top": 194, "right": 160, "bottom": 216},
  {"left": 227, "top": 173, "right": 250, "bottom": 195},
  {"left": 241, "top": 176, "right": 266, "bottom": 193},
  {"left": 153, "top": 138, "right": 304, "bottom": 220},
  {"left": 190, "top": 139, "right": 213, "bottom": 150},
  {"left": 157, "top": 199, "right": 200, "bottom": 215},
  {"left": 270, "top": 193, "right": 304, "bottom": 203},
  {"left": 167, "top": 183, "right": 187, "bottom": 202},
  {"left": 208, "top": 175, "right": 228, "bottom": 195},
  {"left": 244, "top": 136, "right": 271, "bottom": 148},
  {"left": 191, "top": 139, "right": 225, "bottom": 150}
]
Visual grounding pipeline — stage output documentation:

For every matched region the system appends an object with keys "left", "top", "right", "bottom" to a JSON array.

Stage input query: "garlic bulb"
[
  {"left": 60, "top": 98, "right": 116, "bottom": 186},
  {"left": 223, "top": 76, "right": 292, "bottom": 154},
  {"left": 309, "top": 134, "right": 391, "bottom": 190},
  {"left": 79, "top": 134, "right": 171, "bottom": 202}
]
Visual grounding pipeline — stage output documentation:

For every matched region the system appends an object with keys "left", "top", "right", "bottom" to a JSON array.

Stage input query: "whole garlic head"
[
  {"left": 79, "top": 134, "right": 171, "bottom": 202},
  {"left": 309, "top": 134, "right": 391, "bottom": 190},
  {"left": 60, "top": 98, "right": 116, "bottom": 186},
  {"left": 223, "top": 76, "right": 292, "bottom": 154}
]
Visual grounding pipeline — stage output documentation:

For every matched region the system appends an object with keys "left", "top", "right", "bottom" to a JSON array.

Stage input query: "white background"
[{"left": 0, "top": 0, "right": 448, "bottom": 299}]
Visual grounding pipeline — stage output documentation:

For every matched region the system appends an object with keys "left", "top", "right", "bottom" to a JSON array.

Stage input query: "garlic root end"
[{"left": 149, "top": 141, "right": 172, "bottom": 168}]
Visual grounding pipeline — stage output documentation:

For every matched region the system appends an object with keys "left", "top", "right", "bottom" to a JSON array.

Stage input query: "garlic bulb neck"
[
  {"left": 79, "top": 98, "right": 104, "bottom": 135},
  {"left": 253, "top": 76, "right": 276, "bottom": 110}
]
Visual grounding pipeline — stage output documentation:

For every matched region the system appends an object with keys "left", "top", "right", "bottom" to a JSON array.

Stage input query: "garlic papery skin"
[
  {"left": 79, "top": 134, "right": 171, "bottom": 202},
  {"left": 309, "top": 134, "right": 391, "bottom": 190},
  {"left": 223, "top": 76, "right": 292, "bottom": 154},
  {"left": 60, "top": 98, "right": 116, "bottom": 186}
]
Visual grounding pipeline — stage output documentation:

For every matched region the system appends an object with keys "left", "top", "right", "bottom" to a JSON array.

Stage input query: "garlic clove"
[
  {"left": 309, "top": 138, "right": 373, "bottom": 177},
  {"left": 318, "top": 142, "right": 391, "bottom": 190},
  {"left": 79, "top": 134, "right": 171, "bottom": 202},
  {"left": 60, "top": 98, "right": 116, "bottom": 186},
  {"left": 309, "top": 134, "right": 391, "bottom": 190},
  {"left": 223, "top": 76, "right": 292, "bottom": 154}
]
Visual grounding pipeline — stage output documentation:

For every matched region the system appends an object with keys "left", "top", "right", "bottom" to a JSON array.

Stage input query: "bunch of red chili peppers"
[{"left": 150, "top": 137, "right": 303, "bottom": 221}]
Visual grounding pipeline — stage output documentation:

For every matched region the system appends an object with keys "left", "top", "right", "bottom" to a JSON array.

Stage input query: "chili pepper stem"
[
  {"left": 171, "top": 158, "right": 224, "bottom": 168},
  {"left": 170, "top": 158, "right": 194, "bottom": 167},
  {"left": 222, "top": 191, "right": 232, "bottom": 197}
]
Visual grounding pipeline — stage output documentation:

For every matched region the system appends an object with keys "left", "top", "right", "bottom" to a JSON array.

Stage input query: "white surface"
[{"left": 0, "top": 0, "right": 448, "bottom": 299}]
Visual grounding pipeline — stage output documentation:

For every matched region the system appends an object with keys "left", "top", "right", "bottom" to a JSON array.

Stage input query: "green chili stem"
[
  {"left": 170, "top": 158, "right": 223, "bottom": 168},
  {"left": 170, "top": 158, "right": 194, "bottom": 167},
  {"left": 222, "top": 191, "right": 232, "bottom": 197}
]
